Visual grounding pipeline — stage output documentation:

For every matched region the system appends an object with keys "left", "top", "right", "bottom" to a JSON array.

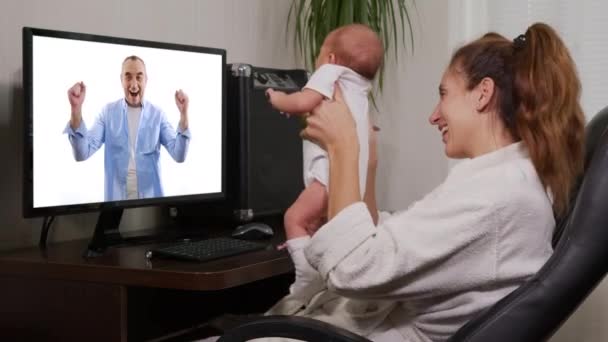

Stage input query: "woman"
[
  {"left": 264, "top": 22, "right": 585, "bottom": 342},
  {"left": 207, "top": 22, "right": 585, "bottom": 342}
]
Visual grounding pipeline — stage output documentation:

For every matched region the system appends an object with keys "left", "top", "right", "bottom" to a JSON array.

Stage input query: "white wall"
[
  {"left": 0, "top": 0, "right": 450, "bottom": 249},
  {"left": 374, "top": 0, "right": 450, "bottom": 211},
  {"left": 553, "top": 278, "right": 608, "bottom": 342}
]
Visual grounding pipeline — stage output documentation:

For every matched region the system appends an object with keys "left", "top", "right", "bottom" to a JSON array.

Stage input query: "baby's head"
[{"left": 316, "top": 24, "right": 384, "bottom": 80}]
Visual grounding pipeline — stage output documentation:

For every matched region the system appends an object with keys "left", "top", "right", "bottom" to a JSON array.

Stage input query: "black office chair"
[{"left": 218, "top": 107, "right": 608, "bottom": 342}]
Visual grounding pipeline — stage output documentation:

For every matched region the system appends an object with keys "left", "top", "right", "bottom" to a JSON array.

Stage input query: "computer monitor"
[{"left": 22, "top": 27, "right": 226, "bottom": 254}]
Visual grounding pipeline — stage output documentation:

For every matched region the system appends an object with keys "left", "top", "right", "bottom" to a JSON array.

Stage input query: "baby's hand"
[
  {"left": 266, "top": 88, "right": 291, "bottom": 117},
  {"left": 266, "top": 88, "right": 285, "bottom": 103},
  {"left": 265, "top": 88, "right": 275, "bottom": 100},
  {"left": 266, "top": 88, "right": 287, "bottom": 103}
]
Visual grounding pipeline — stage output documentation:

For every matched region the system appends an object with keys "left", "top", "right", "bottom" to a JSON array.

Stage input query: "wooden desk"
[{"left": 0, "top": 226, "right": 294, "bottom": 341}]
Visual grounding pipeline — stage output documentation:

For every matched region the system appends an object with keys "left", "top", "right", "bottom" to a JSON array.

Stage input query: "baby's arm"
[{"left": 266, "top": 88, "right": 324, "bottom": 115}]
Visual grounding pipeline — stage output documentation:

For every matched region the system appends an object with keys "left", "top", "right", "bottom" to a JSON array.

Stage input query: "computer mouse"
[{"left": 231, "top": 222, "right": 274, "bottom": 240}]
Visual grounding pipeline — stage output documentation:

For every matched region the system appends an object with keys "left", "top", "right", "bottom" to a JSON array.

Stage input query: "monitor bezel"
[{"left": 22, "top": 27, "right": 228, "bottom": 218}]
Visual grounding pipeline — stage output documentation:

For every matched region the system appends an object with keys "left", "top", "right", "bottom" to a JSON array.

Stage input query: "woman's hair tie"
[{"left": 513, "top": 34, "right": 527, "bottom": 50}]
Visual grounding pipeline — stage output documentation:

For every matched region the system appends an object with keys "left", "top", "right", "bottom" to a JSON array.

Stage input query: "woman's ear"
[{"left": 475, "top": 77, "right": 495, "bottom": 112}]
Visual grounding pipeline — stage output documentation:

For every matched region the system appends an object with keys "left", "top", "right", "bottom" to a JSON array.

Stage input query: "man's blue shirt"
[{"left": 64, "top": 99, "right": 191, "bottom": 201}]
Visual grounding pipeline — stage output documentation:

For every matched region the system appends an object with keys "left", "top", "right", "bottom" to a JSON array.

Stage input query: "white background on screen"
[{"left": 32, "top": 35, "right": 223, "bottom": 208}]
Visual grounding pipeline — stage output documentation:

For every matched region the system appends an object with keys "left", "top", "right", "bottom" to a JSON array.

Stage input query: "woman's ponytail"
[{"left": 513, "top": 23, "right": 585, "bottom": 216}]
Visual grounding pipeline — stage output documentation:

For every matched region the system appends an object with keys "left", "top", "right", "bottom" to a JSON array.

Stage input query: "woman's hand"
[{"left": 300, "top": 84, "right": 359, "bottom": 156}]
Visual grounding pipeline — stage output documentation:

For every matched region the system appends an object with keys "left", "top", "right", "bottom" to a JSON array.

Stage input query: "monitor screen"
[{"left": 23, "top": 27, "right": 226, "bottom": 217}]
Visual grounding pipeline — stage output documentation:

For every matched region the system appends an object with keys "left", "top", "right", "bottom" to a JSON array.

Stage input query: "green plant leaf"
[{"left": 287, "top": 0, "right": 416, "bottom": 108}]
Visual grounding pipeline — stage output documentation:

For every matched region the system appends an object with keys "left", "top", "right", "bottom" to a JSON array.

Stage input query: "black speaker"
[
  {"left": 168, "top": 64, "right": 307, "bottom": 226},
  {"left": 227, "top": 64, "right": 307, "bottom": 221}
]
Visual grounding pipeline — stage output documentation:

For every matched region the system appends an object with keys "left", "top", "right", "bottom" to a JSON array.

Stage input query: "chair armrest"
[{"left": 217, "top": 315, "right": 372, "bottom": 342}]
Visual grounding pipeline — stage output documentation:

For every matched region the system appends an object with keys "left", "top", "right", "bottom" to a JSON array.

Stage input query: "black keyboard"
[{"left": 146, "top": 237, "right": 268, "bottom": 262}]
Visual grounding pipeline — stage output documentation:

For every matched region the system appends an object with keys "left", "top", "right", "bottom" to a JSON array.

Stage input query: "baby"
[{"left": 266, "top": 24, "right": 384, "bottom": 294}]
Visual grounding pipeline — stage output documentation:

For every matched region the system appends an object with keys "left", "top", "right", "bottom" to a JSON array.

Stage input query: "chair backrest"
[
  {"left": 448, "top": 107, "right": 608, "bottom": 342},
  {"left": 553, "top": 107, "right": 608, "bottom": 245}
]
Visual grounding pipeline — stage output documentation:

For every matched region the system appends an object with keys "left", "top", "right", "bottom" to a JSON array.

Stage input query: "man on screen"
[{"left": 64, "top": 55, "right": 191, "bottom": 201}]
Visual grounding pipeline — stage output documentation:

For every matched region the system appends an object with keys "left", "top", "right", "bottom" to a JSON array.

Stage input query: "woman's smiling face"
[{"left": 429, "top": 66, "right": 483, "bottom": 159}]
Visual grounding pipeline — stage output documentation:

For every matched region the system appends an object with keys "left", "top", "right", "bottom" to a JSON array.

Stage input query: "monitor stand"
[{"left": 83, "top": 208, "right": 125, "bottom": 258}]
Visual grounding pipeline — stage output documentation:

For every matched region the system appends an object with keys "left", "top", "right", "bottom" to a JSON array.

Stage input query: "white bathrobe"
[{"left": 266, "top": 142, "right": 555, "bottom": 342}]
